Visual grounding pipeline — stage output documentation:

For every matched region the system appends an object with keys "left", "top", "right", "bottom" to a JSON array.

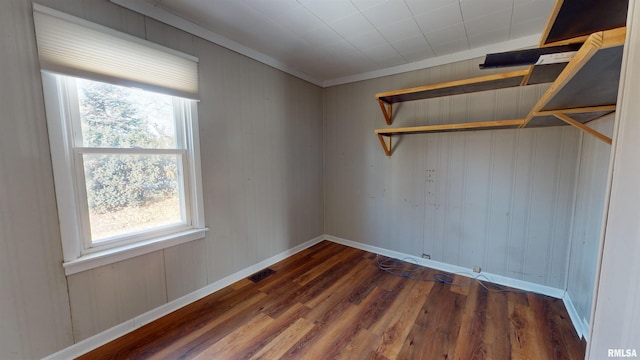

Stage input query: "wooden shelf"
[
  {"left": 374, "top": 28, "right": 624, "bottom": 156},
  {"left": 527, "top": 106, "right": 616, "bottom": 128},
  {"left": 375, "top": 70, "right": 529, "bottom": 105},
  {"left": 521, "top": 26, "right": 625, "bottom": 146},
  {"left": 373, "top": 0, "right": 627, "bottom": 156},
  {"left": 375, "top": 120, "right": 524, "bottom": 156},
  {"left": 540, "top": 0, "right": 628, "bottom": 46},
  {"left": 375, "top": 70, "right": 528, "bottom": 125}
]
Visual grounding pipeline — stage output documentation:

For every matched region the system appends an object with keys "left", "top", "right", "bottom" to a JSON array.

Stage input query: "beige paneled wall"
[
  {"left": 67, "top": 251, "right": 168, "bottom": 341},
  {"left": 163, "top": 239, "right": 208, "bottom": 302},
  {"left": 324, "top": 60, "right": 581, "bottom": 289},
  {"left": 0, "top": 0, "right": 615, "bottom": 357},
  {"left": 1, "top": 0, "right": 323, "bottom": 356},
  {"left": 0, "top": 1, "right": 73, "bottom": 358},
  {"left": 589, "top": 0, "right": 640, "bottom": 351},
  {"left": 566, "top": 115, "right": 614, "bottom": 336},
  {"left": 197, "top": 37, "right": 324, "bottom": 283},
  {"left": 421, "top": 127, "right": 579, "bottom": 287}
]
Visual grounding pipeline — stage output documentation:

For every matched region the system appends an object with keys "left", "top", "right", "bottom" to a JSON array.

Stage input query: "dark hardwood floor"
[{"left": 79, "top": 241, "right": 586, "bottom": 359}]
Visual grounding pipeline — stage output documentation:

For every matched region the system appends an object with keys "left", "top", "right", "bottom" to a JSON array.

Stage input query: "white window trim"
[
  {"left": 62, "top": 229, "right": 206, "bottom": 275},
  {"left": 42, "top": 72, "right": 207, "bottom": 275}
]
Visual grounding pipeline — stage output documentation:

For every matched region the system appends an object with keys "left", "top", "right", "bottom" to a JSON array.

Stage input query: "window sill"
[{"left": 62, "top": 228, "right": 208, "bottom": 276}]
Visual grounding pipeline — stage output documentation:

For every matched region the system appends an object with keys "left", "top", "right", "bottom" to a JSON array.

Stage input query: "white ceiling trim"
[
  {"left": 323, "top": 33, "right": 541, "bottom": 87},
  {"left": 110, "top": 0, "right": 324, "bottom": 86},
  {"left": 112, "top": 0, "right": 541, "bottom": 88}
]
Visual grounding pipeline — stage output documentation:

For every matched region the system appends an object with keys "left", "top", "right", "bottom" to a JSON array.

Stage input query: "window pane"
[
  {"left": 82, "top": 153, "right": 185, "bottom": 242},
  {"left": 77, "top": 78, "right": 178, "bottom": 149}
]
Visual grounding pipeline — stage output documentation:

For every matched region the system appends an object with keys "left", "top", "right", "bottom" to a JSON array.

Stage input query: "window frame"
[{"left": 42, "top": 72, "right": 206, "bottom": 275}]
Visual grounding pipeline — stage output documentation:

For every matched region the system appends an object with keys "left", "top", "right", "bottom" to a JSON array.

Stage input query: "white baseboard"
[
  {"left": 42, "top": 235, "right": 326, "bottom": 360},
  {"left": 327, "top": 236, "right": 588, "bottom": 342},
  {"left": 45, "top": 234, "right": 578, "bottom": 359},
  {"left": 325, "top": 235, "right": 566, "bottom": 299},
  {"left": 563, "top": 292, "right": 589, "bottom": 340}
]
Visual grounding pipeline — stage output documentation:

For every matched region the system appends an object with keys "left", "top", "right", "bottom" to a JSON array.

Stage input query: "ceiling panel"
[
  {"left": 349, "top": 0, "right": 389, "bottom": 11},
  {"left": 468, "top": 28, "right": 510, "bottom": 48},
  {"left": 344, "top": 30, "right": 389, "bottom": 50},
  {"left": 510, "top": 16, "right": 549, "bottom": 38},
  {"left": 391, "top": 35, "right": 436, "bottom": 59},
  {"left": 512, "top": 0, "right": 555, "bottom": 24},
  {"left": 117, "top": 0, "right": 555, "bottom": 85},
  {"left": 430, "top": 38, "right": 471, "bottom": 55},
  {"left": 460, "top": 0, "right": 513, "bottom": 20},
  {"left": 425, "top": 22, "right": 468, "bottom": 46},
  {"left": 328, "top": 13, "right": 376, "bottom": 38},
  {"left": 361, "top": 0, "right": 413, "bottom": 24},
  {"left": 414, "top": 3, "right": 464, "bottom": 34},
  {"left": 404, "top": 0, "right": 459, "bottom": 16},
  {"left": 375, "top": 18, "right": 424, "bottom": 43},
  {"left": 241, "top": 0, "right": 301, "bottom": 18},
  {"left": 362, "top": 44, "right": 407, "bottom": 67},
  {"left": 267, "top": 5, "right": 327, "bottom": 32},
  {"left": 300, "top": 0, "right": 359, "bottom": 23},
  {"left": 299, "top": 26, "right": 345, "bottom": 45},
  {"left": 464, "top": 9, "right": 512, "bottom": 34}
]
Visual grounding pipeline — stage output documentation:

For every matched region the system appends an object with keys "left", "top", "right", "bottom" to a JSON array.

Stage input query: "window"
[{"left": 34, "top": 5, "right": 205, "bottom": 274}]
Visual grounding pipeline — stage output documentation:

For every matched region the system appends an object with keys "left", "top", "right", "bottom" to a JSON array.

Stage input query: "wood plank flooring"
[{"left": 79, "top": 241, "right": 586, "bottom": 359}]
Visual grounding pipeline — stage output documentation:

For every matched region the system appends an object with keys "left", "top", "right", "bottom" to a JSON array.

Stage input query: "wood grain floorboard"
[
  {"left": 484, "top": 291, "right": 511, "bottom": 359},
  {"left": 454, "top": 284, "right": 489, "bottom": 359},
  {"left": 79, "top": 241, "right": 585, "bottom": 360},
  {"left": 401, "top": 282, "right": 465, "bottom": 359}
]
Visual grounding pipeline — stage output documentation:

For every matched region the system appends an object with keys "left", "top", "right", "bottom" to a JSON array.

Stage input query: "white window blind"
[{"left": 32, "top": 4, "right": 199, "bottom": 99}]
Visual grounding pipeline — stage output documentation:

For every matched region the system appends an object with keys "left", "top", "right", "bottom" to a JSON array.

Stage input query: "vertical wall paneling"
[
  {"left": 324, "top": 58, "right": 581, "bottom": 288},
  {"left": 0, "top": 1, "right": 74, "bottom": 358},
  {"left": 1, "top": 0, "right": 324, "bottom": 355},
  {"left": 262, "top": 68, "right": 287, "bottom": 254},
  {"left": 566, "top": 116, "right": 614, "bottom": 333},
  {"left": 198, "top": 38, "right": 235, "bottom": 279},
  {"left": 388, "top": 71, "right": 425, "bottom": 255},
  {"left": 526, "top": 129, "right": 558, "bottom": 284},
  {"left": 462, "top": 131, "right": 492, "bottom": 268},
  {"left": 163, "top": 240, "right": 208, "bottom": 301},
  {"left": 2, "top": 0, "right": 621, "bottom": 355},
  {"left": 589, "top": 0, "right": 640, "bottom": 351},
  {"left": 144, "top": 17, "right": 196, "bottom": 56},
  {"left": 443, "top": 132, "right": 466, "bottom": 263},
  {"left": 549, "top": 127, "right": 582, "bottom": 287},
  {"left": 485, "top": 130, "right": 517, "bottom": 275},
  {"left": 197, "top": 34, "right": 324, "bottom": 283},
  {"left": 507, "top": 129, "right": 536, "bottom": 280},
  {"left": 38, "top": 0, "right": 146, "bottom": 38},
  {"left": 66, "top": 251, "right": 168, "bottom": 341}
]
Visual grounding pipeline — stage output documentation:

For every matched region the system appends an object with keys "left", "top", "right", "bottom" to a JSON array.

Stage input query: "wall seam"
[
  {"left": 321, "top": 87, "right": 326, "bottom": 236},
  {"left": 563, "top": 129, "right": 585, "bottom": 293}
]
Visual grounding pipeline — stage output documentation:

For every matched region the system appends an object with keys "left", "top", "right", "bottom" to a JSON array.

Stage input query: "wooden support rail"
[
  {"left": 375, "top": 70, "right": 529, "bottom": 124},
  {"left": 554, "top": 113, "right": 612, "bottom": 144},
  {"left": 377, "top": 99, "right": 392, "bottom": 125},
  {"left": 533, "top": 105, "right": 616, "bottom": 116},
  {"left": 375, "top": 120, "right": 525, "bottom": 156},
  {"left": 372, "top": 23, "right": 624, "bottom": 155},
  {"left": 522, "top": 27, "right": 626, "bottom": 128}
]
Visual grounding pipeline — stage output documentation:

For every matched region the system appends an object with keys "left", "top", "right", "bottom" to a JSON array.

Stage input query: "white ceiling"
[{"left": 113, "top": 0, "right": 556, "bottom": 87}]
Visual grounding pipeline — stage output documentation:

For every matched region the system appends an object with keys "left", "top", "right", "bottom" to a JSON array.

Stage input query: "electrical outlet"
[
  {"left": 473, "top": 266, "right": 481, "bottom": 273},
  {"left": 422, "top": 253, "right": 431, "bottom": 260}
]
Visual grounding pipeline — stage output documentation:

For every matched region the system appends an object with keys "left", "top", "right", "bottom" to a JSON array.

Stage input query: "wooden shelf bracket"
[
  {"left": 377, "top": 133, "right": 392, "bottom": 156},
  {"left": 554, "top": 113, "right": 612, "bottom": 144},
  {"left": 521, "top": 27, "right": 626, "bottom": 128},
  {"left": 378, "top": 99, "right": 392, "bottom": 125},
  {"left": 370, "top": 2, "right": 625, "bottom": 156}
]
